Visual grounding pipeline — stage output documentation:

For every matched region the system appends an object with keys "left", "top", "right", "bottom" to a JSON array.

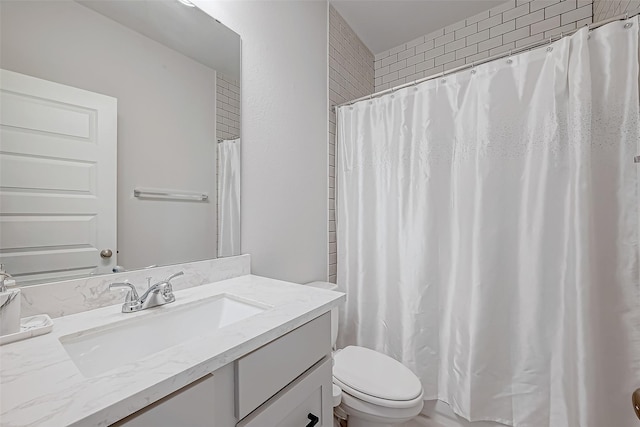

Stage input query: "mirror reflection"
[{"left": 0, "top": 0, "right": 241, "bottom": 285}]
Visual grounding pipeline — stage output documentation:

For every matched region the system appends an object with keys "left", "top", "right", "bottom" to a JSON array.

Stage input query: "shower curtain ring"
[
  {"left": 506, "top": 50, "right": 513, "bottom": 64},
  {"left": 471, "top": 62, "right": 477, "bottom": 74},
  {"left": 624, "top": 12, "right": 629, "bottom": 20}
]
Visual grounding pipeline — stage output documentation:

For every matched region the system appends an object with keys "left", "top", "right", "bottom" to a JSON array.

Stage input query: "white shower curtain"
[
  {"left": 217, "top": 138, "right": 240, "bottom": 257},
  {"left": 337, "top": 19, "right": 640, "bottom": 427}
]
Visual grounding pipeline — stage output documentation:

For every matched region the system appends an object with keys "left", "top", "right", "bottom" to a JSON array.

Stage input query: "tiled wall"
[
  {"left": 374, "top": 0, "right": 594, "bottom": 92},
  {"left": 328, "top": 5, "right": 375, "bottom": 283},
  {"left": 594, "top": 0, "right": 640, "bottom": 20},
  {"left": 216, "top": 73, "right": 241, "bottom": 141}
]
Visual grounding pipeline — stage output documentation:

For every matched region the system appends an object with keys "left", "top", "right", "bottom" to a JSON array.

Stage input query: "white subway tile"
[
  {"left": 375, "top": 65, "right": 389, "bottom": 78},
  {"left": 490, "top": 41, "right": 515, "bottom": 55},
  {"left": 561, "top": 4, "right": 592, "bottom": 24},
  {"left": 467, "top": 10, "right": 491, "bottom": 25},
  {"left": 389, "top": 59, "right": 407, "bottom": 73},
  {"left": 515, "top": 31, "right": 544, "bottom": 46},
  {"left": 435, "top": 32, "right": 455, "bottom": 47},
  {"left": 479, "top": 35, "right": 504, "bottom": 51},
  {"left": 444, "top": 58, "right": 466, "bottom": 71},
  {"left": 374, "top": 76, "right": 383, "bottom": 86},
  {"left": 576, "top": 16, "right": 592, "bottom": 27},
  {"left": 424, "top": 65, "right": 444, "bottom": 78},
  {"left": 435, "top": 51, "right": 456, "bottom": 66},
  {"left": 516, "top": 9, "right": 545, "bottom": 27},
  {"left": 399, "top": 65, "right": 416, "bottom": 79},
  {"left": 490, "top": 0, "right": 517, "bottom": 16},
  {"left": 504, "top": 3, "right": 531, "bottom": 20},
  {"left": 544, "top": 21, "right": 576, "bottom": 37},
  {"left": 466, "top": 50, "right": 490, "bottom": 63},
  {"left": 456, "top": 23, "right": 478, "bottom": 39},
  {"left": 425, "top": 28, "right": 445, "bottom": 41},
  {"left": 389, "top": 43, "right": 407, "bottom": 55},
  {"left": 407, "top": 71, "right": 425, "bottom": 81},
  {"left": 445, "top": 38, "right": 466, "bottom": 53},
  {"left": 407, "top": 35, "right": 426, "bottom": 48},
  {"left": 490, "top": 19, "right": 516, "bottom": 37},
  {"left": 382, "top": 71, "right": 399, "bottom": 83},
  {"left": 416, "top": 39, "right": 435, "bottom": 53},
  {"left": 381, "top": 54, "right": 397, "bottom": 67},
  {"left": 531, "top": 15, "right": 561, "bottom": 33},
  {"left": 467, "top": 29, "right": 491, "bottom": 44},
  {"left": 398, "top": 46, "right": 416, "bottom": 61},
  {"left": 517, "top": 0, "right": 533, "bottom": 5},
  {"left": 456, "top": 44, "right": 478, "bottom": 59},
  {"left": 374, "top": 50, "right": 390, "bottom": 61},
  {"left": 407, "top": 52, "right": 426, "bottom": 66},
  {"left": 531, "top": 0, "right": 560, "bottom": 12},
  {"left": 416, "top": 58, "right": 436, "bottom": 72},
  {"left": 425, "top": 45, "right": 446, "bottom": 60},
  {"left": 445, "top": 19, "right": 466, "bottom": 34},
  {"left": 478, "top": 14, "right": 503, "bottom": 31},
  {"left": 545, "top": 0, "right": 578, "bottom": 18},
  {"left": 503, "top": 25, "right": 530, "bottom": 43}
]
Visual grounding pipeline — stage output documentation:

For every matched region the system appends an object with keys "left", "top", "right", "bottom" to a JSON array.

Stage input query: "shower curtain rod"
[{"left": 332, "top": 11, "right": 640, "bottom": 112}]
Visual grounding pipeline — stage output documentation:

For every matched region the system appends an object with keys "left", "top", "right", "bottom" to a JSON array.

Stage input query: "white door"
[{"left": 0, "top": 69, "right": 117, "bottom": 285}]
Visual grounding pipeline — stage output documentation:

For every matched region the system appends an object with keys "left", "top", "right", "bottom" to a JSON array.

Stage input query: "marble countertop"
[{"left": 0, "top": 275, "right": 345, "bottom": 427}]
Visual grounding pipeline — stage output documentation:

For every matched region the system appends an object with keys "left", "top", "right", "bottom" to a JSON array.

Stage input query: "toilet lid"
[{"left": 333, "top": 346, "right": 422, "bottom": 401}]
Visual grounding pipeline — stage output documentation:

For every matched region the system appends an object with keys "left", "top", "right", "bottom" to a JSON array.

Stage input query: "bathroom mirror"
[{"left": 0, "top": 0, "right": 241, "bottom": 285}]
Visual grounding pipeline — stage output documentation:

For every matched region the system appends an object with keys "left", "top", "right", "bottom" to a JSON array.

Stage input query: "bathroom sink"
[{"left": 60, "top": 294, "right": 267, "bottom": 377}]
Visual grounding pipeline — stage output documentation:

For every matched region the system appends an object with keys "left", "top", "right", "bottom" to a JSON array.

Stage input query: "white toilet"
[{"left": 307, "top": 282, "right": 424, "bottom": 427}]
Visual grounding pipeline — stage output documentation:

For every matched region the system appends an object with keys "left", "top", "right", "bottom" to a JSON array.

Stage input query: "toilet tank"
[{"left": 306, "top": 281, "right": 339, "bottom": 348}]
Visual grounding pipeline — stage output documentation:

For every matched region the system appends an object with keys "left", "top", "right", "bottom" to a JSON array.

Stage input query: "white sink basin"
[{"left": 60, "top": 294, "right": 267, "bottom": 377}]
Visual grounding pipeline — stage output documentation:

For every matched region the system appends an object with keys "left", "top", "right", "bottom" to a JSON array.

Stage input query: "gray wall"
[
  {"left": 197, "top": 1, "right": 329, "bottom": 284},
  {"left": 1, "top": 1, "right": 218, "bottom": 269}
]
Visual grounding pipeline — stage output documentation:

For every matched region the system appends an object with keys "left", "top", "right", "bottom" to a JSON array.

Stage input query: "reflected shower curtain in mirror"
[
  {"left": 217, "top": 139, "right": 240, "bottom": 257},
  {"left": 336, "top": 20, "right": 640, "bottom": 427}
]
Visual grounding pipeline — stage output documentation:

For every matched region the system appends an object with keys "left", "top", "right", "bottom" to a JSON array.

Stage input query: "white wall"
[
  {"left": 196, "top": 1, "right": 329, "bottom": 284},
  {"left": 1, "top": 1, "right": 218, "bottom": 270}
]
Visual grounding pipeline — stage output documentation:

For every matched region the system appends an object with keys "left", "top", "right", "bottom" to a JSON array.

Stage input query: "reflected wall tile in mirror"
[{"left": 0, "top": 0, "right": 242, "bottom": 286}]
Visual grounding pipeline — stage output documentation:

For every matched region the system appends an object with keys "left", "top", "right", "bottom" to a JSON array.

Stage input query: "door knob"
[
  {"left": 633, "top": 388, "right": 640, "bottom": 420},
  {"left": 100, "top": 249, "right": 113, "bottom": 258}
]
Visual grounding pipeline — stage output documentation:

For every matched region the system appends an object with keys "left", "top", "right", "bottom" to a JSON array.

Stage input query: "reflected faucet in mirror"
[{"left": 109, "top": 271, "right": 183, "bottom": 313}]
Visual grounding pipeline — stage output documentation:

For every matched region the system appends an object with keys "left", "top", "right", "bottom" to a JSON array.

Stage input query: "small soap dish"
[{"left": 0, "top": 314, "right": 53, "bottom": 346}]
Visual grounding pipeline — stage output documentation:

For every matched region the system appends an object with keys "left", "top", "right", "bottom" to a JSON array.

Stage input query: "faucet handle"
[
  {"left": 164, "top": 271, "right": 184, "bottom": 283},
  {"left": 109, "top": 281, "right": 140, "bottom": 302}
]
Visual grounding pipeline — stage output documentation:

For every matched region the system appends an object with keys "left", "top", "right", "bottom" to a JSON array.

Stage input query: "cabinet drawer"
[
  {"left": 237, "top": 356, "right": 332, "bottom": 427},
  {"left": 235, "top": 312, "right": 331, "bottom": 420}
]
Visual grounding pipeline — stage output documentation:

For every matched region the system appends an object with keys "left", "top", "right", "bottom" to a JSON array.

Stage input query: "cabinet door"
[
  {"left": 238, "top": 356, "right": 332, "bottom": 427},
  {"left": 111, "top": 364, "right": 236, "bottom": 427}
]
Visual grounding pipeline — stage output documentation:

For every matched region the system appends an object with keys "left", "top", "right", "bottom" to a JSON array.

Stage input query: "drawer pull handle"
[{"left": 306, "top": 413, "right": 319, "bottom": 427}]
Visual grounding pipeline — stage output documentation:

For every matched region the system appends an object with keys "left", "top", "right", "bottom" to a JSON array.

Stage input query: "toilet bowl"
[{"left": 306, "top": 282, "right": 424, "bottom": 427}]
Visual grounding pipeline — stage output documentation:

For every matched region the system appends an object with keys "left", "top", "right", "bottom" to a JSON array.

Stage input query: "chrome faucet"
[{"left": 109, "top": 271, "right": 183, "bottom": 313}]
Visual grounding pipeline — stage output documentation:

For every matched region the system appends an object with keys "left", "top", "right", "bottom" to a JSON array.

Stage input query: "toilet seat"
[
  {"left": 334, "top": 376, "right": 424, "bottom": 409},
  {"left": 333, "top": 346, "right": 424, "bottom": 409}
]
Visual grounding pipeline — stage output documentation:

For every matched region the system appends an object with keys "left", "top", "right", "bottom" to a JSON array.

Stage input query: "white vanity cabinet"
[{"left": 112, "top": 312, "right": 332, "bottom": 427}]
